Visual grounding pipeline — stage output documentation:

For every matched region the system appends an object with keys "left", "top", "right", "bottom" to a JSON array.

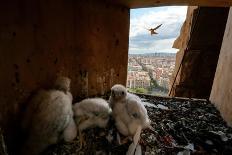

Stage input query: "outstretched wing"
[
  {"left": 143, "top": 26, "right": 150, "bottom": 31},
  {"left": 154, "top": 24, "right": 162, "bottom": 30}
]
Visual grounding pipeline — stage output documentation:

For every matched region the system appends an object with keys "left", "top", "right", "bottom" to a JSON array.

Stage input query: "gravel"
[{"left": 43, "top": 94, "right": 232, "bottom": 155}]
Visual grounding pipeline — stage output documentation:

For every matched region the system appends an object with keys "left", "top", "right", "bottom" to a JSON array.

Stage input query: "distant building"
[
  {"left": 127, "top": 71, "right": 151, "bottom": 88},
  {"left": 127, "top": 54, "right": 175, "bottom": 91},
  {"left": 128, "top": 65, "right": 142, "bottom": 71},
  {"left": 157, "top": 77, "right": 170, "bottom": 89}
]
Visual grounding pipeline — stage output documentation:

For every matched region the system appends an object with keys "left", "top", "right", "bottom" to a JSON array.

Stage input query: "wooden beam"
[{"left": 113, "top": 0, "right": 232, "bottom": 8}]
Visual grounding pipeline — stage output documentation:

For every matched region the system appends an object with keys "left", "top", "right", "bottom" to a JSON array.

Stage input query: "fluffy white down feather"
[
  {"left": 21, "top": 77, "right": 76, "bottom": 155},
  {"left": 73, "top": 98, "right": 111, "bottom": 131},
  {"left": 110, "top": 84, "right": 151, "bottom": 155},
  {"left": 111, "top": 89, "right": 150, "bottom": 137}
]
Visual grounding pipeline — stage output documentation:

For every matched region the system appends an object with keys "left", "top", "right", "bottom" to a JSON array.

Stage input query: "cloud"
[
  {"left": 129, "top": 6, "right": 187, "bottom": 54},
  {"left": 130, "top": 38, "right": 178, "bottom": 54}
]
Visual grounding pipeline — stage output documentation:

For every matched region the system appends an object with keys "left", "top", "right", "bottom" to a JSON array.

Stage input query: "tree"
[{"left": 135, "top": 88, "right": 148, "bottom": 94}]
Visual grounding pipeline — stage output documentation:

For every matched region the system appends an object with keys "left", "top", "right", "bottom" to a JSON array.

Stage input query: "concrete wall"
[
  {"left": 210, "top": 7, "right": 232, "bottom": 126},
  {"left": 0, "top": 0, "right": 129, "bottom": 151}
]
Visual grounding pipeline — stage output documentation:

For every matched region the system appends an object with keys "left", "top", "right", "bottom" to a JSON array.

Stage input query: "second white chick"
[
  {"left": 124, "top": 93, "right": 151, "bottom": 155},
  {"left": 110, "top": 84, "right": 151, "bottom": 155},
  {"left": 73, "top": 98, "right": 111, "bottom": 148},
  {"left": 21, "top": 77, "right": 77, "bottom": 155}
]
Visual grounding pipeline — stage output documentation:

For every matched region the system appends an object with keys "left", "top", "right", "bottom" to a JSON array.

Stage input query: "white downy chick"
[
  {"left": 125, "top": 93, "right": 151, "bottom": 155},
  {"left": 109, "top": 84, "right": 151, "bottom": 155},
  {"left": 21, "top": 76, "right": 77, "bottom": 155},
  {"left": 73, "top": 98, "right": 111, "bottom": 147}
]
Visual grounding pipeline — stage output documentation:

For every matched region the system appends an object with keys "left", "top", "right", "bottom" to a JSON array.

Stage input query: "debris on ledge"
[{"left": 43, "top": 95, "right": 232, "bottom": 155}]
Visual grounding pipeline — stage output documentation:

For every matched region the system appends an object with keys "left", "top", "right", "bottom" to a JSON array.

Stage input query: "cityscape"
[{"left": 127, "top": 53, "right": 176, "bottom": 96}]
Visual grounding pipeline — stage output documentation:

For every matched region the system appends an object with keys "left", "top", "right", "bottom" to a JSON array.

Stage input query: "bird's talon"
[
  {"left": 78, "top": 131, "right": 86, "bottom": 149},
  {"left": 118, "top": 135, "right": 131, "bottom": 145}
]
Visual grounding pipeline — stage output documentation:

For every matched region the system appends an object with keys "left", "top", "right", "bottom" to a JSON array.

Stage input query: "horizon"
[
  {"left": 129, "top": 52, "right": 176, "bottom": 55},
  {"left": 129, "top": 6, "right": 187, "bottom": 54}
]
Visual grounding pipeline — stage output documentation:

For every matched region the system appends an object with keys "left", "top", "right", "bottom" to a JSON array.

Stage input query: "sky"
[{"left": 129, "top": 6, "right": 188, "bottom": 54}]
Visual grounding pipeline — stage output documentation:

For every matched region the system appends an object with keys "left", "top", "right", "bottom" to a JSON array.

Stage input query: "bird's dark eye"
[
  {"left": 122, "top": 92, "right": 124, "bottom": 95},
  {"left": 94, "top": 112, "right": 100, "bottom": 116},
  {"left": 132, "top": 113, "right": 139, "bottom": 118}
]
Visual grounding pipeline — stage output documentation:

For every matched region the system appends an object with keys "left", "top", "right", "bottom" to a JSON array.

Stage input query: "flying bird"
[
  {"left": 109, "top": 84, "right": 152, "bottom": 155},
  {"left": 21, "top": 76, "right": 77, "bottom": 155},
  {"left": 73, "top": 98, "right": 112, "bottom": 148},
  {"left": 146, "top": 24, "right": 162, "bottom": 35}
]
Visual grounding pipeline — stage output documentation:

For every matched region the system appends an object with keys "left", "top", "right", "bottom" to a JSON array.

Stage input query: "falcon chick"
[
  {"left": 21, "top": 76, "right": 77, "bottom": 155},
  {"left": 110, "top": 84, "right": 151, "bottom": 155},
  {"left": 73, "top": 98, "right": 111, "bottom": 148}
]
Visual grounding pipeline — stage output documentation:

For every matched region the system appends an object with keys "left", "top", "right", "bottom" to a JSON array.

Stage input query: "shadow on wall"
[{"left": 0, "top": 0, "right": 129, "bottom": 154}]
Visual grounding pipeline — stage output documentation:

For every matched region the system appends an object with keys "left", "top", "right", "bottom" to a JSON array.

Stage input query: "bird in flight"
[{"left": 146, "top": 24, "right": 162, "bottom": 35}]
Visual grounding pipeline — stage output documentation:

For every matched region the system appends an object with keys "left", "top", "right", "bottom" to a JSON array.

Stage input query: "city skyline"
[
  {"left": 127, "top": 54, "right": 175, "bottom": 96},
  {"left": 129, "top": 6, "right": 187, "bottom": 54}
]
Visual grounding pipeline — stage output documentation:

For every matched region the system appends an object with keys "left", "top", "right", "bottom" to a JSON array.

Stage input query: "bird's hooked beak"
[
  {"left": 111, "top": 91, "right": 120, "bottom": 99},
  {"left": 74, "top": 115, "right": 89, "bottom": 125}
]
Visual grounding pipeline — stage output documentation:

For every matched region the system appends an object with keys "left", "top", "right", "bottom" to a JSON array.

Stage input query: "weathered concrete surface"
[
  {"left": 210, "top": 7, "right": 232, "bottom": 126},
  {"left": 0, "top": 0, "right": 129, "bottom": 153},
  {"left": 112, "top": 0, "right": 232, "bottom": 8},
  {"left": 169, "top": 7, "right": 229, "bottom": 99}
]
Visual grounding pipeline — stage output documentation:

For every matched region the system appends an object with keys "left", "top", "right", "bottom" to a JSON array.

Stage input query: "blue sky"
[{"left": 129, "top": 6, "right": 187, "bottom": 54}]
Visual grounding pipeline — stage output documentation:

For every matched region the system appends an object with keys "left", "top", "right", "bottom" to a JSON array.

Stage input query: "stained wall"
[{"left": 0, "top": 0, "right": 129, "bottom": 151}]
